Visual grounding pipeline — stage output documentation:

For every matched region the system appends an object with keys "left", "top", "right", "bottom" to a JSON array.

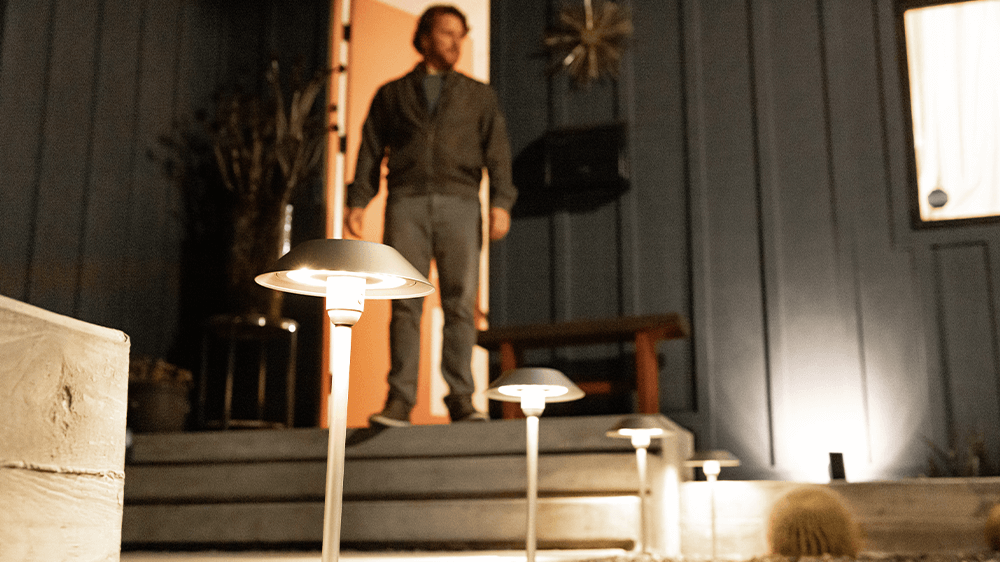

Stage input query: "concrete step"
[
  {"left": 119, "top": 549, "right": 630, "bottom": 561},
  {"left": 123, "top": 416, "right": 1000, "bottom": 557},
  {"left": 122, "top": 415, "right": 693, "bottom": 552}
]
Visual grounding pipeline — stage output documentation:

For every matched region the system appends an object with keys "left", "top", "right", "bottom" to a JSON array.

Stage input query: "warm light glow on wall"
[
  {"left": 770, "top": 347, "right": 930, "bottom": 480},
  {"left": 778, "top": 420, "right": 866, "bottom": 483},
  {"left": 760, "top": 295, "right": 932, "bottom": 481},
  {"left": 769, "top": 311, "right": 870, "bottom": 482},
  {"left": 777, "top": 397, "right": 866, "bottom": 480}
]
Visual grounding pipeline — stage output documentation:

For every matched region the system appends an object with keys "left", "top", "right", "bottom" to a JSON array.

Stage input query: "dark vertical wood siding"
[
  {"left": 685, "top": 0, "right": 773, "bottom": 471},
  {"left": 492, "top": 0, "right": 1000, "bottom": 478},
  {"left": 1, "top": 2, "right": 56, "bottom": 301},
  {"left": 6, "top": 0, "right": 1000, "bottom": 466},
  {"left": 0, "top": 0, "right": 329, "bottom": 425},
  {"left": 933, "top": 243, "right": 1000, "bottom": 451}
]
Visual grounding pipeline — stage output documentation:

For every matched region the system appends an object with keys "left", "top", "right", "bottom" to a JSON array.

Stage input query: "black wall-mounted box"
[{"left": 544, "top": 122, "right": 629, "bottom": 193}]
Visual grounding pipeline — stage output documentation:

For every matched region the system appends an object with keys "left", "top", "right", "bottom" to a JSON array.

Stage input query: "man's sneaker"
[
  {"left": 445, "top": 395, "right": 489, "bottom": 422},
  {"left": 369, "top": 400, "right": 411, "bottom": 428}
]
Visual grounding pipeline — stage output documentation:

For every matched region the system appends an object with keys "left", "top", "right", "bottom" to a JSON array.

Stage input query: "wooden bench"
[{"left": 477, "top": 313, "right": 690, "bottom": 417}]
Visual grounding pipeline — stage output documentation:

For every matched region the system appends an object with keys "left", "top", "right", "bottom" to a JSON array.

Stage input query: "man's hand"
[
  {"left": 345, "top": 207, "right": 365, "bottom": 239},
  {"left": 488, "top": 207, "right": 511, "bottom": 241}
]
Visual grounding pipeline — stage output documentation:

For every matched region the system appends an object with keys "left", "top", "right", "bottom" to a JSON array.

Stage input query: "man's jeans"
[{"left": 382, "top": 193, "right": 482, "bottom": 408}]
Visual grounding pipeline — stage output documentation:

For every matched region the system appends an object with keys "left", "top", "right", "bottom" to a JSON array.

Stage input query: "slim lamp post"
[
  {"left": 256, "top": 238, "right": 433, "bottom": 562},
  {"left": 606, "top": 414, "right": 674, "bottom": 554},
  {"left": 684, "top": 450, "right": 740, "bottom": 560},
  {"left": 486, "top": 368, "right": 584, "bottom": 562}
]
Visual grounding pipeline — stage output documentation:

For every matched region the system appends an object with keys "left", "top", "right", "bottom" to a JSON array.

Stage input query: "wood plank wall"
[
  {"left": 5, "top": 0, "right": 1000, "bottom": 475},
  {"left": 491, "top": 0, "right": 1000, "bottom": 479},
  {"left": 490, "top": 0, "right": 693, "bottom": 420},
  {"left": 0, "top": 0, "right": 330, "bottom": 425}
]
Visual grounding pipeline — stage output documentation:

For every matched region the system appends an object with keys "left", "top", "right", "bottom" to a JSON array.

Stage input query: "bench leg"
[
  {"left": 634, "top": 331, "right": 660, "bottom": 414},
  {"left": 499, "top": 341, "right": 518, "bottom": 373}
]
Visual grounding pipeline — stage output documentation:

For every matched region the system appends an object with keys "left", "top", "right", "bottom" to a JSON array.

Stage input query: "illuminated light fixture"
[
  {"left": 606, "top": 414, "right": 675, "bottom": 554},
  {"left": 285, "top": 269, "right": 408, "bottom": 290},
  {"left": 256, "top": 238, "right": 433, "bottom": 562},
  {"left": 486, "top": 368, "right": 584, "bottom": 562},
  {"left": 684, "top": 450, "right": 740, "bottom": 560}
]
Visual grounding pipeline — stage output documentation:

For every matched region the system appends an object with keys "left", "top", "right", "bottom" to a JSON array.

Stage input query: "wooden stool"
[{"left": 477, "top": 313, "right": 690, "bottom": 418}]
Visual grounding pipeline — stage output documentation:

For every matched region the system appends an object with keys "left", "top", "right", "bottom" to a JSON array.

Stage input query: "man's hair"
[{"left": 413, "top": 5, "right": 468, "bottom": 54}]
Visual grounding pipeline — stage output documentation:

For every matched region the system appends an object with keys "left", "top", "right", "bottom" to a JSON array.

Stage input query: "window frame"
[{"left": 895, "top": 0, "right": 1000, "bottom": 229}]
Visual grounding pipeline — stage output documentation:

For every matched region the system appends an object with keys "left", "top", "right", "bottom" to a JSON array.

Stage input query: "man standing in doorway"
[{"left": 345, "top": 4, "right": 516, "bottom": 426}]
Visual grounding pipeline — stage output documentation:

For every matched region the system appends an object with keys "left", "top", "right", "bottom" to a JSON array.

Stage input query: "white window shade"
[{"left": 904, "top": 0, "right": 1000, "bottom": 222}]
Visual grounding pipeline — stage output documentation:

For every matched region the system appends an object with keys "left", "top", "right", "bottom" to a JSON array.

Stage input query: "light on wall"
[
  {"left": 486, "top": 368, "right": 584, "bottom": 562},
  {"left": 606, "top": 414, "right": 674, "bottom": 554},
  {"left": 256, "top": 238, "right": 433, "bottom": 562}
]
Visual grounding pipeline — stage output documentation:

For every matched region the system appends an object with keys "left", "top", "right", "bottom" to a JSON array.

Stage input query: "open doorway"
[{"left": 325, "top": 0, "right": 493, "bottom": 427}]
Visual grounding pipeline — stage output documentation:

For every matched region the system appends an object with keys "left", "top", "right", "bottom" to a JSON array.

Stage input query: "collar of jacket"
[
  {"left": 408, "top": 63, "right": 460, "bottom": 114},
  {"left": 409, "top": 62, "right": 460, "bottom": 84}
]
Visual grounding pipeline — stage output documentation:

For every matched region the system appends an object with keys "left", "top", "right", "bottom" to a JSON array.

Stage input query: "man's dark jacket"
[{"left": 347, "top": 64, "right": 517, "bottom": 212}]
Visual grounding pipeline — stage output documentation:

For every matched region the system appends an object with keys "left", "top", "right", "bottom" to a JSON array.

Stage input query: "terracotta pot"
[{"left": 127, "top": 381, "right": 190, "bottom": 433}]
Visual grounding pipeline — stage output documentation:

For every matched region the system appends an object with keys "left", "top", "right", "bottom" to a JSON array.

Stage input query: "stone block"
[{"left": 0, "top": 295, "right": 130, "bottom": 561}]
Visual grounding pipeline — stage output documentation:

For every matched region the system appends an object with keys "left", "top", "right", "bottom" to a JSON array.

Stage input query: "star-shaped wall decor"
[{"left": 543, "top": 0, "right": 633, "bottom": 88}]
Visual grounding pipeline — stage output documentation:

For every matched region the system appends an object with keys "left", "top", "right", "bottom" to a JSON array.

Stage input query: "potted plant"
[
  {"left": 210, "top": 59, "right": 328, "bottom": 319},
  {"left": 156, "top": 58, "right": 329, "bottom": 322},
  {"left": 127, "top": 356, "right": 194, "bottom": 433},
  {"left": 147, "top": 60, "right": 328, "bottom": 429}
]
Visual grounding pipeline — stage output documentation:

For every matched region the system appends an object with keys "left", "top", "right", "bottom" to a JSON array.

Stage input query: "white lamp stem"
[
  {"left": 526, "top": 413, "right": 539, "bottom": 562},
  {"left": 635, "top": 445, "right": 648, "bottom": 553},
  {"left": 321, "top": 323, "right": 353, "bottom": 562},
  {"left": 709, "top": 474, "right": 717, "bottom": 561}
]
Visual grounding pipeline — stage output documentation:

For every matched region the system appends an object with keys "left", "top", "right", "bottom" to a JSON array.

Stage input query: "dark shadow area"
[
  {"left": 345, "top": 425, "right": 391, "bottom": 447},
  {"left": 512, "top": 122, "right": 630, "bottom": 218}
]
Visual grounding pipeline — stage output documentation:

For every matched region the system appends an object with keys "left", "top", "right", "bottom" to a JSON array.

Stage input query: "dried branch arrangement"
[
  {"left": 269, "top": 60, "right": 328, "bottom": 206},
  {"left": 211, "top": 59, "right": 329, "bottom": 232},
  {"left": 154, "top": 58, "right": 329, "bottom": 319},
  {"left": 209, "top": 60, "right": 329, "bottom": 317}
]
